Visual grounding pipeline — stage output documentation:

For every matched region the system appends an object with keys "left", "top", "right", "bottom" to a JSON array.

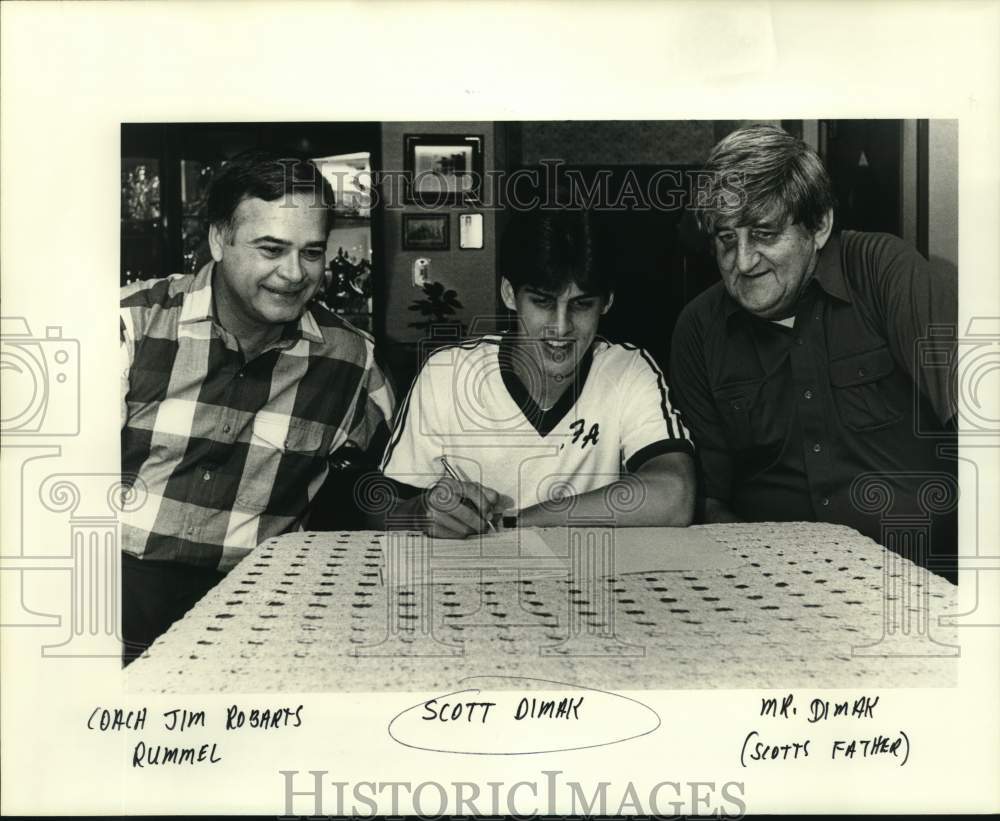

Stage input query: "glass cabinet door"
[
  {"left": 313, "top": 152, "right": 374, "bottom": 333},
  {"left": 121, "top": 158, "right": 163, "bottom": 285},
  {"left": 122, "top": 128, "right": 378, "bottom": 337},
  {"left": 180, "top": 159, "right": 222, "bottom": 273}
]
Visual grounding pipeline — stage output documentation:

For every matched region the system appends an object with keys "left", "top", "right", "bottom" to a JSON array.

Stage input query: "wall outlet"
[{"left": 412, "top": 257, "right": 431, "bottom": 287}]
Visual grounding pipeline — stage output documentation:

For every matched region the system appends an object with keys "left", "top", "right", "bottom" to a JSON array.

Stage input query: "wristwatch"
[{"left": 501, "top": 512, "right": 519, "bottom": 530}]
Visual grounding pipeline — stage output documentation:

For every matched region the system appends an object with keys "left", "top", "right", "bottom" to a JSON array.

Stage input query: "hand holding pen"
[{"left": 420, "top": 456, "right": 503, "bottom": 539}]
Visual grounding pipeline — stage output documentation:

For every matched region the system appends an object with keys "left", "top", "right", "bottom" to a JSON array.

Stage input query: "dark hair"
[
  {"left": 206, "top": 149, "right": 335, "bottom": 239},
  {"left": 697, "top": 124, "right": 836, "bottom": 234},
  {"left": 499, "top": 207, "right": 614, "bottom": 297}
]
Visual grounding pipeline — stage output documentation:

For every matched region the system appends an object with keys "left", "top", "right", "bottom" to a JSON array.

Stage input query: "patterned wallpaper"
[
  {"left": 518, "top": 120, "right": 785, "bottom": 166},
  {"left": 519, "top": 121, "right": 717, "bottom": 166}
]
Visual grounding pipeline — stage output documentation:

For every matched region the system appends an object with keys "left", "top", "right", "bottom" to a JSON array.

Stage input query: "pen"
[{"left": 439, "top": 456, "right": 497, "bottom": 533}]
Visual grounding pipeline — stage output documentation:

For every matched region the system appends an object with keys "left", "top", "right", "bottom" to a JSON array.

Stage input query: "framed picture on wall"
[
  {"left": 458, "top": 213, "right": 484, "bottom": 249},
  {"left": 404, "top": 134, "right": 483, "bottom": 204},
  {"left": 402, "top": 213, "right": 450, "bottom": 250}
]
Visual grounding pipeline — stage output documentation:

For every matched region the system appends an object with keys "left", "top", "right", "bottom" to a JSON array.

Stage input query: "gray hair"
[{"left": 697, "top": 124, "right": 836, "bottom": 234}]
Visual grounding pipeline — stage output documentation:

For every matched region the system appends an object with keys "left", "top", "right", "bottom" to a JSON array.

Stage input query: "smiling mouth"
[
  {"left": 262, "top": 285, "right": 305, "bottom": 297},
  {"left": 542, "top": 340, "right": 575, "bottom": 364}
]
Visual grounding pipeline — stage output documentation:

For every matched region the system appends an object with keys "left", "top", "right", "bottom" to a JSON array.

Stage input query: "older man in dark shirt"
[{"left": 670, "top": 125, "right": 957, "bottom": 582}]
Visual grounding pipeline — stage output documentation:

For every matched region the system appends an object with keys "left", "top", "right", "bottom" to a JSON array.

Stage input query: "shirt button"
[
  {"left": 812, "top": 442, "right": 822, "bottom": 453},
  {"left": 223, "top": 424, "right": 232, "bottom": 434},
  {"left": 203, "top": 471, "right": 212, "bottom": 481},
  {"left": 803, "top": 389, "right": 813, "bottom": 400},
  {"left": 821, "top": 497, "right": 830, "bottom": 506},
  {"left": 857, "top": 368, "right": 866, "bottom": 377}
]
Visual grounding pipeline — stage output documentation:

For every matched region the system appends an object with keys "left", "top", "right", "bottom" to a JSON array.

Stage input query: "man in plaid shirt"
[{"left": 120, "top": 151, "right": 394, "bottom": 663}]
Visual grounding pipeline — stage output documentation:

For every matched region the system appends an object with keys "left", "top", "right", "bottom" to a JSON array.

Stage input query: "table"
[{"left": 126, "top": 523, "right": 959, "bottom": 693}]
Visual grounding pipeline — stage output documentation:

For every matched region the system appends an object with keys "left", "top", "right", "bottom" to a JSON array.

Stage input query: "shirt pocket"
[
  {"left": 235, "top": 417, "right": 327, "bottom": 511},
  {"left": 712, "top": 378, "right": 770, "bottom": 450},
  {"left": 828, "top": 346, "right": 903, "bottom": 431}
]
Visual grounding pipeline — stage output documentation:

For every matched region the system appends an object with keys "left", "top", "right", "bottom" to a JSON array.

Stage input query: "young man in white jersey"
[{"left": 381, "top": 207, "right": 695, "bottom": 538}]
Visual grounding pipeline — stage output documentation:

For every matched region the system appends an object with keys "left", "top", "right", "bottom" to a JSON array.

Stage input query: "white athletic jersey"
[{"left": 381, "top": 334, "right": 693, "bottom": 512}]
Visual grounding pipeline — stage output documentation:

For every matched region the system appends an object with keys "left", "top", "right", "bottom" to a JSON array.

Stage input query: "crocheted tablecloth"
[{"left": 127, "top": 523, "right": 959, "bottom": 693}]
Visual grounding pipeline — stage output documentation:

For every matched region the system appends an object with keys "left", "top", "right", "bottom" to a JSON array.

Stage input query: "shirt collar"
[
  {"left": 497, "top": 332, "right": 595, "bottom": 438},
  {"left": 723, "top": 231, "right": 851, "bottom": 321},
  {"left": 177, "top": 263, "right": 216, "bottom": 324},
  {"left": 178, "top": 262, "right": 325, "bottom": 344},
  {"left": 811, "top": 232, "right": 851, "bottom": 304},
  {"left": 297, "top": 307, "right": 324, "bottom": 344}
]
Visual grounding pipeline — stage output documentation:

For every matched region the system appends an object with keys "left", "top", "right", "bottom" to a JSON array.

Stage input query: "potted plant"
[{"left": 408, "top": 280, "right": 467, "bottom": 341}]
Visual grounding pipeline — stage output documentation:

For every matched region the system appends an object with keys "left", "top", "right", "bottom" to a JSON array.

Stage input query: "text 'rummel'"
[{"left": 86, "top": 704, "right": 305, "bottom": 769}]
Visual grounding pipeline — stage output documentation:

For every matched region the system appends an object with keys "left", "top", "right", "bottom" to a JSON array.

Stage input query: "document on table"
[
  {"left": 376, "top": 528, "right": 566, "bottom": 586},
  {"left": 535, "top": 526, "right": 741, "bottom": 574},
  {"left": 376, "top": 526, "right": 739, "bottom": 586}
]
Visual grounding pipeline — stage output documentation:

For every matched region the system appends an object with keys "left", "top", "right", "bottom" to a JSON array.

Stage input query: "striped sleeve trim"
[
  {"left": 625, "top": 438, "right": 695, "bottom": 473},
  {"left": 379, "top": 361, "right": 423, "bottom": 472},
  {"left": 621, "top": 342, "right": 692, "bottom": 443},
  {"left": 379, "top": 336, "right": 500, "bottom": 471}
]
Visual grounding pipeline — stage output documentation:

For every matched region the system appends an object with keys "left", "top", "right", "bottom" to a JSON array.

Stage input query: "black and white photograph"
[
  {"left": 460, "top": 212, "right": 484, "bottom": 249},
  {"left": 2, "top": 1, "right": 998, "bottom": 817},
  {"left": 116, "top": 117, "right": 962, "bottom": 697},
  {"left": 405, "top": 133, "right": 484, "bottom": 203},
  {"left": 402, "top": 212, "right": 450, "bottom": 250}
]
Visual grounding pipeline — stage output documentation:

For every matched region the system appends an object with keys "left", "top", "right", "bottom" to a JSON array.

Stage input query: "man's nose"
[
  {"left": 277, "top": 253, "right": 306, "bottom": 284},
  {"left": 553, "top": 305, "right": 573, "bottom": 337},
  {"left": 734, "top": 236, "right": 760, "bottom": 275}
]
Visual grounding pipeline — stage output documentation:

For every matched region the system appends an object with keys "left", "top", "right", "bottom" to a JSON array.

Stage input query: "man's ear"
[
  {"left": 601, "top": 291, "right": 615, "bottom": 315},
  {"left": 500, "top": 277, "right": 518, "bottom": 311},
  {"left": 208, "top": 222, "right": 226, "bottom": 263},
  {"left": 813, "top": 208, "right": 834, "bottom": 251}
]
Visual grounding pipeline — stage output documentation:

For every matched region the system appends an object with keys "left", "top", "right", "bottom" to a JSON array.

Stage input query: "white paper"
[
  {"left": 377, "top": 528, "right": 565, "bottom": 585},
  {"left": 376, "top": 525, "right": 740, "bottom": 586}
]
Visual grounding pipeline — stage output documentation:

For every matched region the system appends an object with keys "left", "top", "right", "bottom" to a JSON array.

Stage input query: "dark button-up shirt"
[{"left": 670, "top": 231, "right": 957, "bottom": 580}]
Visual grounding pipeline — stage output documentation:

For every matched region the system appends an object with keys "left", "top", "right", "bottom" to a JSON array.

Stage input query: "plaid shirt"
[{"left": 120, "top": 264, "right": 395, "bottom": 571}]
